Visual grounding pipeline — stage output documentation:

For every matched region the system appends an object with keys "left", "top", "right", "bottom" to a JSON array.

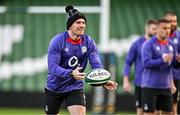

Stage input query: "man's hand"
[
  {"left": 171, "top": 85, "right": 177, "bottom": 94},
  {"left": 103, "top": 80, "right": 118, "bottom": 91},
  {"left": 176, "top": 54, "right": 180, "bottom": 62},
  {"left": 71, "top": 66, "right": 86, "bottom": 80},
  {"left": 171, "top": 79, "right": 177, "bottom": 94},
  {"left": 123, "top": 76, "right": 132, "bottom": 93},
  {"left": 162, "top": 53, "right": 173, "bottom": 64}
]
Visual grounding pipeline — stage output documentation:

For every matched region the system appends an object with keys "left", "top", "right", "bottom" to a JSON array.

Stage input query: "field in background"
[
  {"left": 0, "top": 107, "right": 135, "bottom": 115},
  {"left": 1, "top": 0, "right": 180, "bottom": 93}
]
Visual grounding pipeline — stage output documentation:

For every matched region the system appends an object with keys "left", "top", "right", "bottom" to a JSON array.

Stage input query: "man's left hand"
[{"left": 103, "top": 80, "right": 118, "bottom": 91}]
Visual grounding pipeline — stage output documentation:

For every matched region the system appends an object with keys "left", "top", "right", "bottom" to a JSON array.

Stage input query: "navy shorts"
[
  {"left": 135, "top": 86, "right": 142, "bottom": 108},
  {"left": 173, "top": 80, "right": 180, "bottom": 103},
  {"left": 142, "top": 88, "right": 173, "bottom": 112},
  {"left": 44, "top": 88, "right": 86, "bottom": 114}
]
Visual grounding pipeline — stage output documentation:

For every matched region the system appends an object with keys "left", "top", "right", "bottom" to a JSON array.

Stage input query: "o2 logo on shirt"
[{"left": 68, "top": 56, "right": 78, "bottom": 67}]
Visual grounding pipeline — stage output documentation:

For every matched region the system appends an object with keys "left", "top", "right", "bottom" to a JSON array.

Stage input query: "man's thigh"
[
  {"left": 157, "top": 88, "right": 173, "bottom": 112},
  {"left": 142, "top": 88, "right": 156, "bottom": 112},
  {"left": 44, "top": 88, "right": 64, "bottom": 114}
]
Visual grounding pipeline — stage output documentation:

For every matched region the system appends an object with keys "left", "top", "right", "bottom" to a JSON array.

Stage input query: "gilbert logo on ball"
[{"left": 85, "top": 68, "right": 111, "bottom": 86}]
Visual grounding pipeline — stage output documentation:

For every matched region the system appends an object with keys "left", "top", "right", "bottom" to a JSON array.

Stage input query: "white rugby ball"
[{"left": 85, "top": 68, "right": 111, "bottom": 86}]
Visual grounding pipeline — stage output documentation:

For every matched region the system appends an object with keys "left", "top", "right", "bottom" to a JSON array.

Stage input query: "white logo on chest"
[
  {"left": 68, "top": 56, "right": 78, "bottom": 67},
  {"left": 156, "top": 46, "right": 160, "bottom": 51},
  {"left": 173, "top": 38, "right": 178, "bottom": 44},
  {"left": 168, "top": 45, "right": 173, "bottom": 52},
  {"left": 65, "top": 47, "right": 69, "bottom": 52},
  {"left": 81, "top": 46, "right": 87, "bottom": 54}
]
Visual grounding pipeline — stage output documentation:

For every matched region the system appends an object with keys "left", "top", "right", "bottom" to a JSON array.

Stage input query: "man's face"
[
  {"left": 69, "top": 18, "right": 86, "bottom": 36},
  {"left": 147, "top": 24, "right": 157, "bottom": 37},
  {"left": 164, "top": 15, "right": 177, "bottom": 33},
  {"left": 157, "top": 22, "right": 171, "bottom": 40}
]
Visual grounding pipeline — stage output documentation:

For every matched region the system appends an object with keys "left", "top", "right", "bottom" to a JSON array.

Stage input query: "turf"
[
  {"left": 0, "top": 107, "right": 135, "bottom": 115},
  {"left": 0, "top": 107, "right": 44, "bottom": 115}
]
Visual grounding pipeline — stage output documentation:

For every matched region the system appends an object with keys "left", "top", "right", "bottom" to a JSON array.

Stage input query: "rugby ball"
[{"left": 85, "top": 68, "right": 111, "bottom": 86}]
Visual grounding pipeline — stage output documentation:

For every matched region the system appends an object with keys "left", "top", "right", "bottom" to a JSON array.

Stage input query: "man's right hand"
[
  {"left": 71, "top": 66, "right": 86, "bottom": 80},
  {"left": 162, "top": 53, "right": 173, "bottom": 64}
]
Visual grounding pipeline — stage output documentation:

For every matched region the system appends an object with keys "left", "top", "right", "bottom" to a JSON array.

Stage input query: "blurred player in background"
[
  {"left": 164, "top": 11, "right": 180, "bottom": 115},
  {"left": 123, "top": 19, "right": 157, "bottom": 115},
  {"left": 44, "top": 5, "right": 117, "bottom": 115},
  {"left": 141, "top": 19, "right": 180, "bottom": 115}
]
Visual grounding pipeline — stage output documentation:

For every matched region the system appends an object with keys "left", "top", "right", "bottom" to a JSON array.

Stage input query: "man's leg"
[{"left": 65, "top": 90, "right": 86, "bottom": 115}]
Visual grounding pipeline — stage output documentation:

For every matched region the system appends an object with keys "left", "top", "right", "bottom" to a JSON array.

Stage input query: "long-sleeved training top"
[
  {"left": 141, "top": 36, "right": 176, "bottom": 89},
  {"left": 169, "top": 30, "right": 180, "bottom": 80},
  {"left": 123, "top": 36, "right": 146, "bottom": 87},
  {"left": 46, "top": 31, "right": 103, "bottom": 93}
]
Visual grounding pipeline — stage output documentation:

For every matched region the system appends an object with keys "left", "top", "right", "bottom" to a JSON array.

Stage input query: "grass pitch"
[{"left": 0, "top": 107, "right": 135, "bottom": 115}]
